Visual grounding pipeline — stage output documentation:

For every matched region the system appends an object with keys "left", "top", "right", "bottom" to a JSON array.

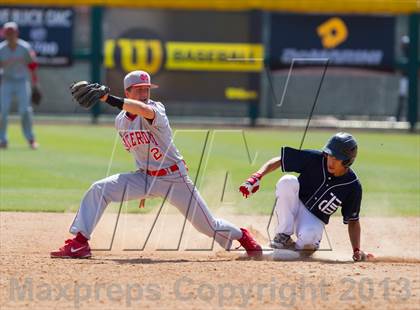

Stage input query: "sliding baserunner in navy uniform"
[{"left": 240, "top": 132, "right": 373, "bottom": 261}]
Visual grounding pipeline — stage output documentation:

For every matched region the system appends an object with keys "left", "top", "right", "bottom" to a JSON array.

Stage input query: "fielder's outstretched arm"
[
  {"left": 120, "top": 98, "right": 155, "bottom": 120},
  {"left": 101, "top": 94, "right": 155, "bottom": 120}
]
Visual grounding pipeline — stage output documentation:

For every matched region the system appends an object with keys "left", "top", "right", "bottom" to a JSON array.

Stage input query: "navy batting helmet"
[{"left": 322, "top": 132, "right": 358, "bottom": 167}]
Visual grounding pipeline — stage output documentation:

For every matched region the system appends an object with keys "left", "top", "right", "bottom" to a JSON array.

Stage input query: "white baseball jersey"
[
  {"left": 115, "top": 99, "right": 183, "bottom": 171},
  {"left": 0, "top": 39, "right": 35, "bottom": 144},
  {"left": 0, "top": 39, "right": 34, "bottom": 81},
  {"left": 70, "top": 99, "right": 243, "bottom": 249}
]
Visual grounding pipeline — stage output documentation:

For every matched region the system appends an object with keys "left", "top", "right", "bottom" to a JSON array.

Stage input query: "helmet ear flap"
[{"left": 342, "top": 145, "right": 357, "bottom": 167}]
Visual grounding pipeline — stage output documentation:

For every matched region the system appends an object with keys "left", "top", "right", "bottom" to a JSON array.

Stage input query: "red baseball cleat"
[
  {"left": 50, "top": 239, "right": 91, "bottom": 259},
  {"left": 238, "top": 228, "right": 263, "bottom": 258}
]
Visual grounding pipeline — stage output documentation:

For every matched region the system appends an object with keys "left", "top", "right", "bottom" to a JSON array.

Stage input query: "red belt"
[{"left": 145, "top": 161, "right": 187, "bottom": 177}]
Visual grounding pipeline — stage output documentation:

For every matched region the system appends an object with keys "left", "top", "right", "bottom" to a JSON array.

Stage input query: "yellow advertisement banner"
[
  {"left": 166, "top": 42, "right": 263, "bottom": 72},
  {"left": 4, "top": 0, "right": 420, "bottom": 14}
]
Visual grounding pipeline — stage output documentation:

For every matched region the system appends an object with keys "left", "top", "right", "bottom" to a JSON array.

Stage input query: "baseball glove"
[
  {"left": 31, "top": 85, "right": 42, "bottom": 105},
  {"left": 70, "top": 81, "right": 110, "bottom": 109}
]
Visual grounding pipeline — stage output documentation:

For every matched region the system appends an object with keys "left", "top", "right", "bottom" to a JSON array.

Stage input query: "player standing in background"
[
  {"left": 0, "top": 22, "right": 39, "bottom": 150},
  {"left": 51, "top": 70, "right": 262, "bottom": 259},
  {"left": 395, "top": 35, "right": 410, "bottom": 122},
  {"left": 240, "top": 133, "right": 373, "bottom": 261}
]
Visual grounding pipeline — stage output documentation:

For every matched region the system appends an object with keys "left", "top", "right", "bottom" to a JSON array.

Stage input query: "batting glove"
[
  {"left": 352, "top": 248, "right": 365, "bottom": 261},
  {"left": 239, "top": 173, "right": 262, "bottom": 198}
]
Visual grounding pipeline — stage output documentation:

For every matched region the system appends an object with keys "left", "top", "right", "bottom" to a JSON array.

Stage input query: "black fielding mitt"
[
  {"left": 70, "top": 81, "right": 110, "bottom": 109},
  {"left": 31, "top": 85, "right": 42, "bottom": 105}
]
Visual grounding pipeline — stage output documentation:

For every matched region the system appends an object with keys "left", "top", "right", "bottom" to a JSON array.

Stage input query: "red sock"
[{"left": 75, "top": 232, "right": 88, "bottom": 244}]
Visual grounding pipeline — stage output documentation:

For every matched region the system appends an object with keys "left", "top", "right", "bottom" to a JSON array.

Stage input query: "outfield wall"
[
  {"left": 2, "top": 9, "right": 419, "bottom": 121},
  {"left": 29, "top": 65, "right": 418, "bottom": 121}
]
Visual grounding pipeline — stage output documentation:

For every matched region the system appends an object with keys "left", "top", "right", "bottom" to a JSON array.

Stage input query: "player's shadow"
[
  {"left": 308, "top": 258, "right": 354, "bottom": 265},
  {"left": 258, "top": 253, "right": 354, "bottom": 264},
  {"left": 262, "top": 257, "right": 354, "bottom": 264},
  {"left": 103, "top": 258, "right": 234, "bottom": 264}
]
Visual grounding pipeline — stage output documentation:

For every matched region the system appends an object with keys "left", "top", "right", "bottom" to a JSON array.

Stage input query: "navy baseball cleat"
[
  {"left": 238, "top": 228, "right": 263, "bottom": 258},
  {"left": 270, "top": 233, "right": 295, "bottom": 249},
  {"left": 50, "top": 238, "right": 91, "bottom": 259}
]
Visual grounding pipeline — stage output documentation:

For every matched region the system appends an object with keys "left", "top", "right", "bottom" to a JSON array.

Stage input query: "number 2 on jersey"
[{"left": 151, "top": 147, "right": 163, "bottom": 160}]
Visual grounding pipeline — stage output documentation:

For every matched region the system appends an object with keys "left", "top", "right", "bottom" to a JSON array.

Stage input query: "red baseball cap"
[{"left": 124, "top": 70, "right": 158, "bottom": 90}]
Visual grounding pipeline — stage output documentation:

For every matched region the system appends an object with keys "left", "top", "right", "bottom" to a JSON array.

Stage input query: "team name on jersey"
[
  {"left": 318, "top": 192, "right": 342, "bottom": 215},
  {"left": 2, "top": 57, "right": 26, "bottom": 66},
  {"left": 119, "top": 130, "right": 159, "bottom": 151}
]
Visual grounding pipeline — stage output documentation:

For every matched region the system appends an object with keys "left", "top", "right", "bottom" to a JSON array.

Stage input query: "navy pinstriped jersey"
[{"left": 280, "top": 147, "right": 362, "bottom": 225}]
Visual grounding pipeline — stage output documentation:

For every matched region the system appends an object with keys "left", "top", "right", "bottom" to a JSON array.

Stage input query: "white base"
[{"left": 270, "top": 249, "right": 301, "bottom": 261}]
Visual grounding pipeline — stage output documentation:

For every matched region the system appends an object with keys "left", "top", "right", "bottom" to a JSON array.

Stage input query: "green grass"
[{"left": 0, "top": 123, "right": 419, "bottom": 217}]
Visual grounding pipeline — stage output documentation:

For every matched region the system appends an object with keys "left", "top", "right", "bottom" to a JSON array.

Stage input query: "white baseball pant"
[
  {"left": 69, "top": 162, "right": 242, "bottom": 249},
  {"left": 274, "top": 174, "right": 325, "bottom": 250}
]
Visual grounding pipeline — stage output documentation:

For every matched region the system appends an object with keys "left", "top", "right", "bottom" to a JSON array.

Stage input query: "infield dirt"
[{"left": 1, "top": 212, "right": 419, "bottom": 309}]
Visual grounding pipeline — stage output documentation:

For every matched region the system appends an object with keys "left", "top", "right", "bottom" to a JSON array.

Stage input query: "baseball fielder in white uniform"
[
  {"left": 0, "top": 22, "right": 39, "bottom": 149},
  {"left": 51, "top": 70, "right": 262, "bottom": 259}
]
